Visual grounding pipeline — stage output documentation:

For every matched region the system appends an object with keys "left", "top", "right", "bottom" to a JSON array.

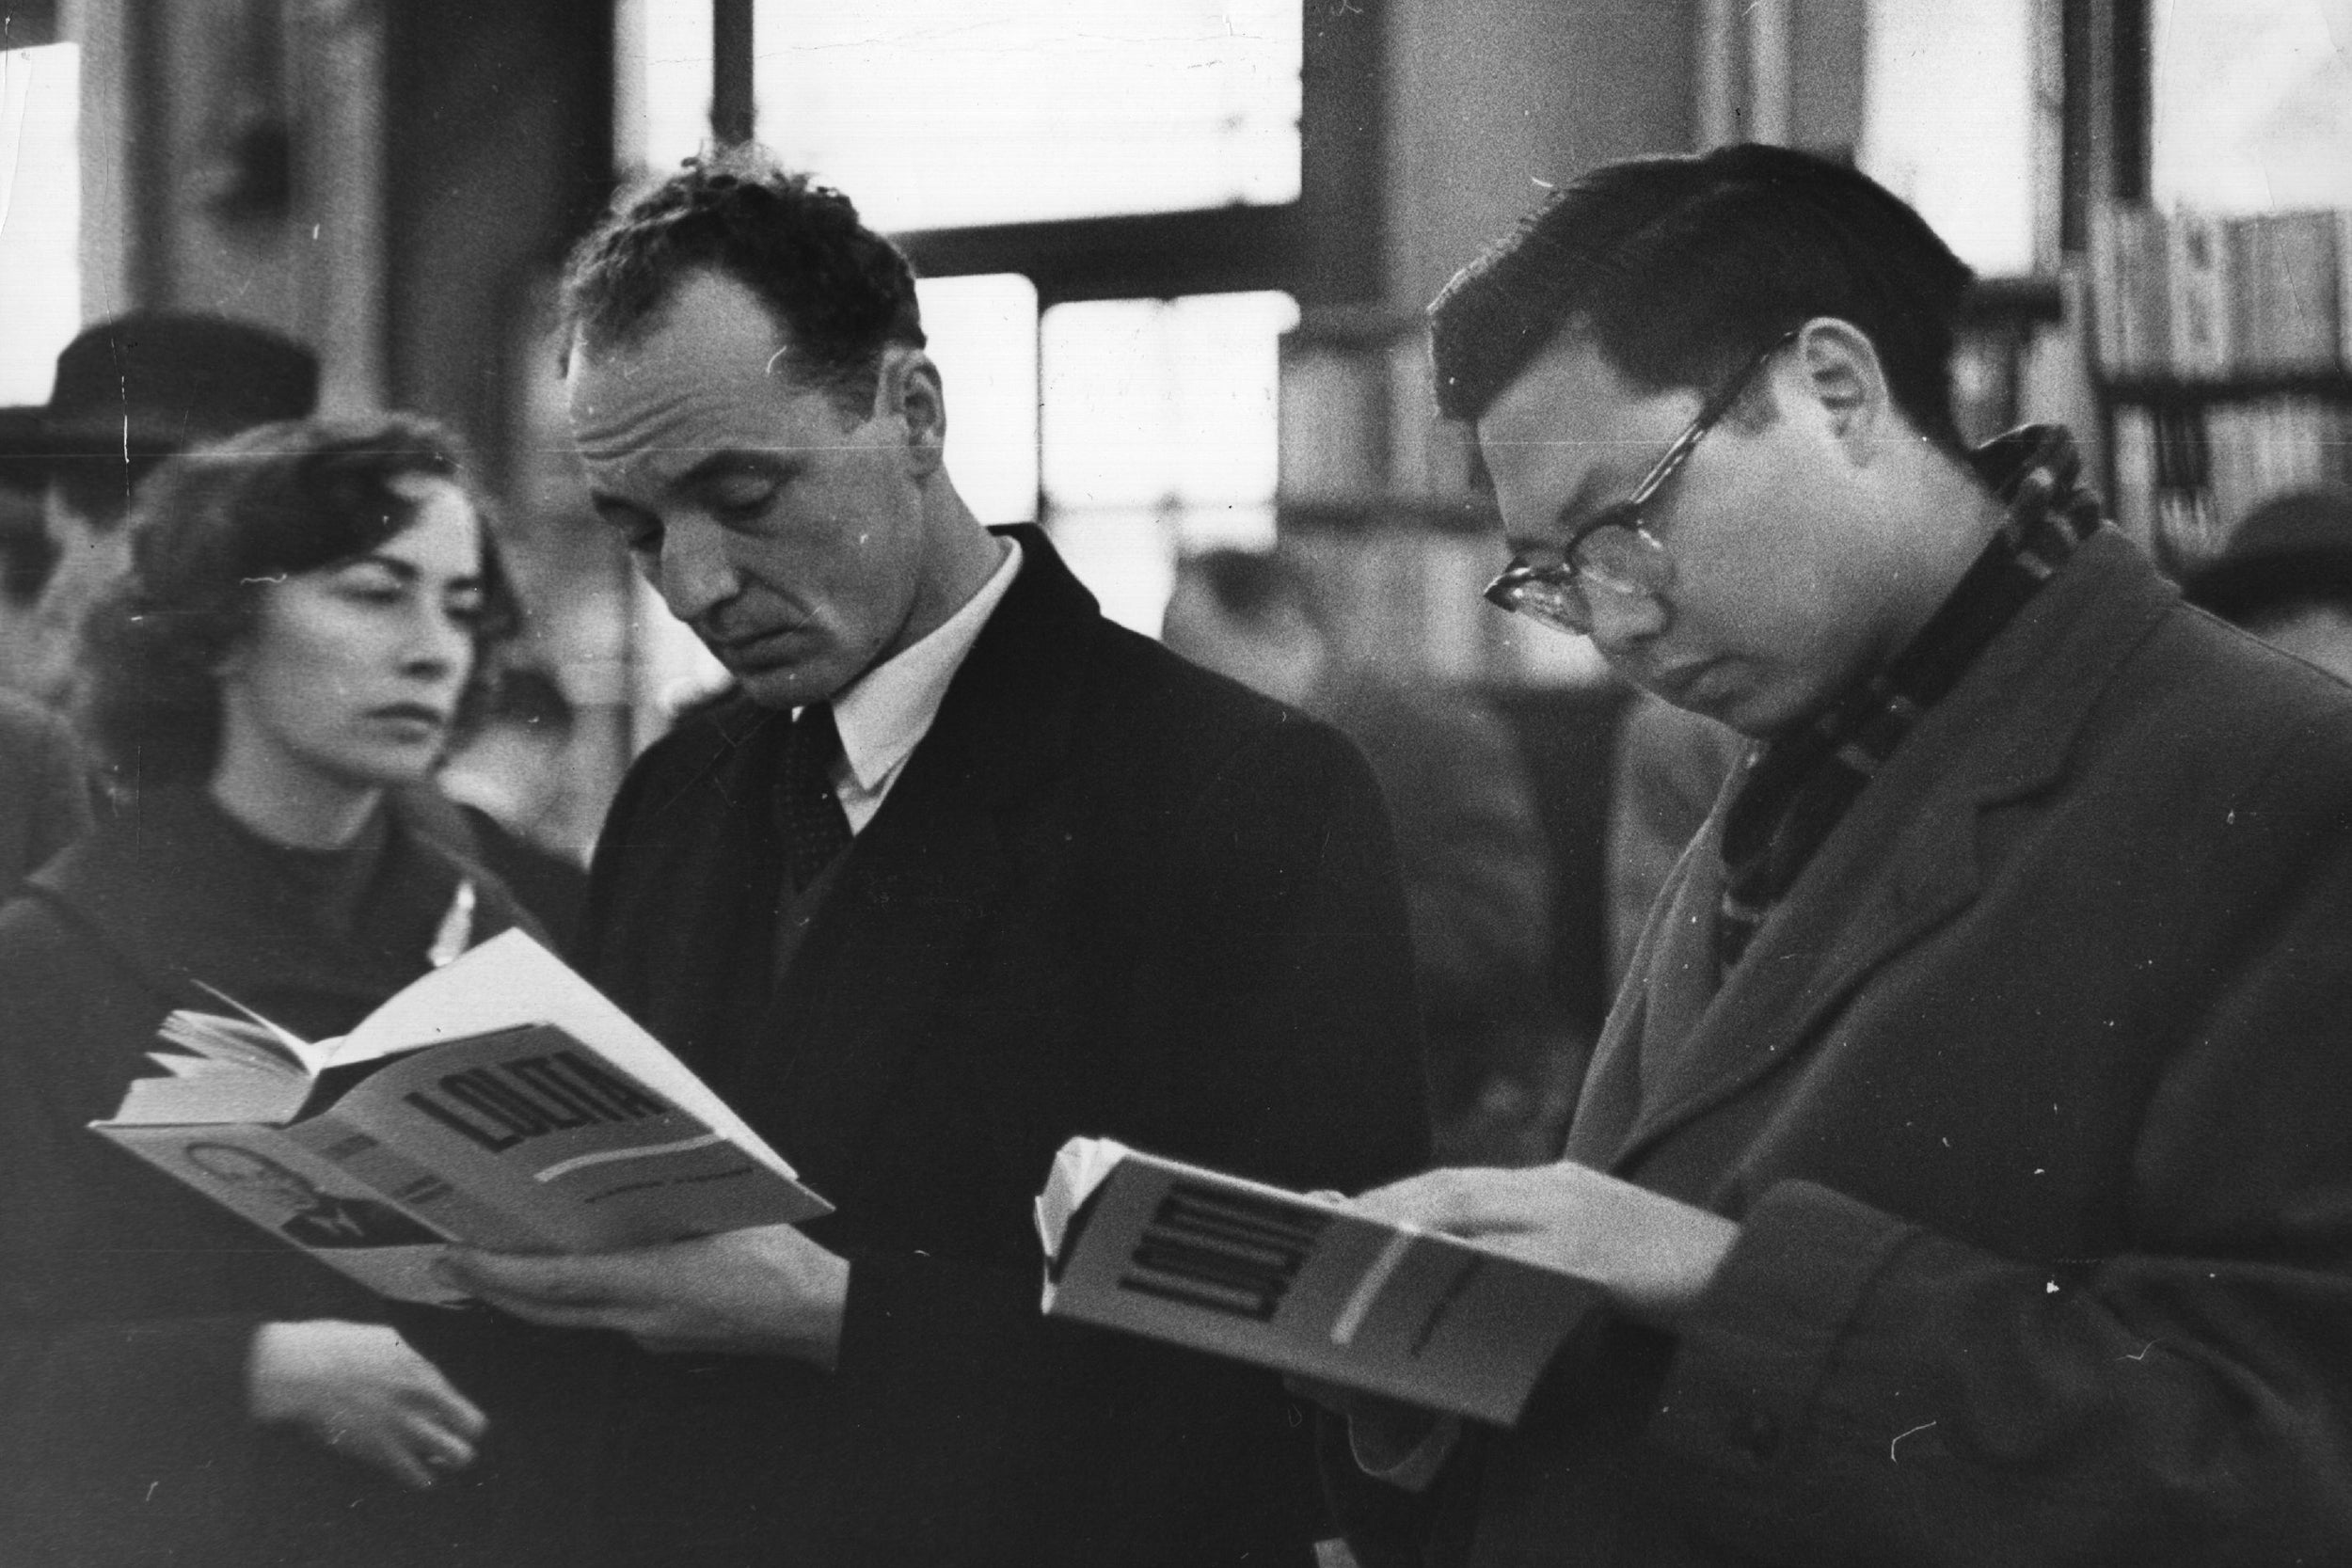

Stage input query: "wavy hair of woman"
[{"left": 0, "top": 416, "right": 610, "bottom": 1567}]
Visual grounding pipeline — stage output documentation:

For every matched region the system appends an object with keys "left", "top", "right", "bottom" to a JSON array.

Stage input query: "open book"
[
  {"left": 1035, "top": 1139, "right": 1602, "bottom": 1427},
  {"left": 94, "top": 929, "right": 830, "bottom": 1305}
]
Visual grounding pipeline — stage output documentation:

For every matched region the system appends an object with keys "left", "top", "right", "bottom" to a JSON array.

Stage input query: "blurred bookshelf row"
[
  {"left": 2110, "top": 398, "right": 2352, "bottom": 566},
  {"left": 2089, "top": 201, "right": 2352, "bottom": 573},
  {"left": 2089, "top": 206, "right": 2352, "bottom": 382}
]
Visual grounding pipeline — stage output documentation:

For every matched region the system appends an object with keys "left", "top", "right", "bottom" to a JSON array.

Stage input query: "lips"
[
  {"left": 707, "top": 623, "right": 806, "bottom": 670},
  {"left": 369, "top": 703, "right": 450, "bottom": 730}
]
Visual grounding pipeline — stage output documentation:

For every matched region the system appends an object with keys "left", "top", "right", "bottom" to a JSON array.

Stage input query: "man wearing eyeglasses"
[{"left": 1315, "top": 144, "right": 2352, "bottom": 1566}]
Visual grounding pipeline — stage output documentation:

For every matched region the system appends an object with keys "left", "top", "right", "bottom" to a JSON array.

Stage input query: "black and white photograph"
[{"left": 0, "top": 2, "right": 2349, "bottom": 1563}]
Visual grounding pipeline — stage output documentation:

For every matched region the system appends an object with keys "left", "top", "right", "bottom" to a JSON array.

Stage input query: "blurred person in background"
[
  {"left": 2181, "top": 485, "right": 2352, "bottom": 683},
  {"left": 0, "top": 416, "right": 606, "bottom": 1568},
  {"left": 0, "top": 683, "right": 91, "bottom": 898},
  {"left": 0, "top": 310, "right": 319, "bottom": 710},
  {"left": 1163, "top": 546, "right": 1560, "bottom": 1162},
  {"left": 0, "top": 483, "right": 89, "bottom": 890},
  {"left": 437, "top": 664, "right": 591, "bottom": 952}
]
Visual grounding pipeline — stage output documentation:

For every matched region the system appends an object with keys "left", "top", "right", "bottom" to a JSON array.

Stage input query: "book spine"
[
  {"left": 2338, "top": 210, "right": 2352, "bottom": 372},
  {"left": 2111, "top": 405, "right": 2156, "bottom": 549},
  {"left": 2166, "top": 212, "right": 2233, "bottom": 378},
  {"left": 2089, "top": 203, "right": 2132, "bottom": 377}
]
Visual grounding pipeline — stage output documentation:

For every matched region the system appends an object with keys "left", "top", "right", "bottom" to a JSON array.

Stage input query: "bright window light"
[
  {"left": 914, "top": 273, "right": 1039, "bottom": 526},
  {"left": 1858, "top": 0, "right": 2039, "bottom": 276},
  {"left": 624, "top": 0, "right": 720, "bottom": 172},
  {"left": 1041, "top": 291, "right": 1295, "bottom": 631},
  {"left": 2151, "top": 0, "right": 2352, "bottom": 214},
  {"left": 0, "top": 43, "right": 79, "bottom": 404},
  {"left": 1041, "top": 291, "right": 1295, "bottom": 513},
  {"left": 752, "top": 0, "right": 1300, "bottom": 232}
]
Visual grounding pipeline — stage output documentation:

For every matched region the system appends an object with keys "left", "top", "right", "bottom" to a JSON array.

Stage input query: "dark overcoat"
[
  {"left": 580, "top": 527, "right": 1432, "bottom": 1567},
  {"left": 1370, "top": 531, "right": 2352, "bottom": 1566}
]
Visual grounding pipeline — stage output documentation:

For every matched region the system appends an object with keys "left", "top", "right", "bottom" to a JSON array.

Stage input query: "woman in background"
[{"left": 0, "top": 416, "right": 605, "bottom": 1566}]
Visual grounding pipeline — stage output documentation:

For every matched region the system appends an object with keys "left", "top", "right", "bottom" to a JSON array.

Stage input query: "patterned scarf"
[{"left": 1715, "top": 425, "right": 2105, "bottom": 969}]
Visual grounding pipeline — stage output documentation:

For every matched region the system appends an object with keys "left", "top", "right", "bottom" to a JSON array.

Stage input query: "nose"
[
  {"left": 403, "top": 600, "right": 473, "bottom": 683},
  {"left": 653, "top": 514, "right": 741, "bottom": 624}
]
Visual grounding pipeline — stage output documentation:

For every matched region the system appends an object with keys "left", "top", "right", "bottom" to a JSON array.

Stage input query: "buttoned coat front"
[{"left": 1406, "top": 531, "right": 2352, "bottom": 1567}]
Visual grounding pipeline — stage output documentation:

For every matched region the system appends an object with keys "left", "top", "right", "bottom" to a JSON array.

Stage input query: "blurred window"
[
  {"left": 626, "top": 0, "right": 1300, "bottom": 230},
  {"left": 917, "top": 274, "right": 1040, "bottom": 527},
  {"left": 1857, "top": 0, "right": 2045, "bottom": 276},
  {"left": 0, "top": 42, "right": 79, "bottom": 404},
  {"left": 2150, "top": 0, "right": 2352, "bottom": 214},
  {"left": 749, "top": 0, "right": 1299, "bottom": 232},
  {"left": 1041, "top": 291, "right": 1295, "bottom": 632},
  {"left": 617, "top": 2, "right": 1309, "bottom": 636}
]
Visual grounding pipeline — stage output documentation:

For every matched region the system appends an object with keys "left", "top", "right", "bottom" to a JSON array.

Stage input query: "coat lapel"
[
  {"left": 735, "top": 528, "right": 1090, "bottom": 1200},
  {"left": 1599, "top": 532, "right": 2178, "bottom": 1171}
]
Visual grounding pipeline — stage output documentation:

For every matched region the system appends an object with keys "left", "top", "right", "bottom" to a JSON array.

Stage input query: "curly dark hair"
[
  {"left": 1429, "top": 144, "right": 1976, "bottom": 454},
  {"left": 80, "top": 415, "right": 520, "bottom": 785},
  {"left": 561, "top": 146, "right": 926, "bottom": 414}
]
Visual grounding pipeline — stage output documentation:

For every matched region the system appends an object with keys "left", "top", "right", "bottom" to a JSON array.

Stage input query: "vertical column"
[
  {"left": 711, "top": 0, "right": 752, "bottom": 147},
  {"left": 291, "top": 0, "right": 388, "bottom": 414},
  {"left": 1747, "top": 0, "right": 1792, "bottom": 145},
  {"left": 66, "top": 0, "right": 141, "bottom": 316}
]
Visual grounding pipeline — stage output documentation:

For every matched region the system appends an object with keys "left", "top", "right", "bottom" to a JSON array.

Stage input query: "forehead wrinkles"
[{"left": 568, "top": 347, "right": 796, "bottom": 493}]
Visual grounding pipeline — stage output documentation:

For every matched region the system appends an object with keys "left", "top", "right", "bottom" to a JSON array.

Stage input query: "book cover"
[
  {"left": 94, "top": 930, "right": 831, "bottom": 1305},
  {"left": 1035, "top": 1138, "right": 1601, "bottom": 1427}
]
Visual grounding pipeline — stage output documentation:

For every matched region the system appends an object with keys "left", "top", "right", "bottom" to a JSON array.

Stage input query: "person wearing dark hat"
[
  {"left": 0, "top": 310, "right": 318, "bottom": 706},
  {"left": 2182, "top": 486, "right": 2352, "bottom": 684}
]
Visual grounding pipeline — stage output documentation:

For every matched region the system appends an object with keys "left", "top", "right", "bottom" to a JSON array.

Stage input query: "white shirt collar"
[{"left": 827, "top": 535, "right": 1022, "bottom": 809}]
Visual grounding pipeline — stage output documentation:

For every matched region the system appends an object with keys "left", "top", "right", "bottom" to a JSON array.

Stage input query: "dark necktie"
[{"left": 778, "top": 702, "right": 854, "bottom": 891}]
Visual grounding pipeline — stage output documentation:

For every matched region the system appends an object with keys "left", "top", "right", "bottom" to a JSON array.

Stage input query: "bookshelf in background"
[{"left": 2088, "top": 202, "right": 2352, "bottom": 571}]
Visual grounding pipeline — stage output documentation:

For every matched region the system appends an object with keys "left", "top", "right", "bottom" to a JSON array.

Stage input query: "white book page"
[
  {"left": 1034, "top": 1134, "right": 1135, "bottom": 1257},
  {"left": 327, "top": 931, "right": 800, "bottom": 1179}
]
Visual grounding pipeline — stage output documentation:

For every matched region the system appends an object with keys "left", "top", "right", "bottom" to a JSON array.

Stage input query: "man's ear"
[
  {"left": 876, "top": 346, "right": 947, "bottom": 477},
  {"left": 1787, "top": 317, "right": 1894, "bottom": 459}
]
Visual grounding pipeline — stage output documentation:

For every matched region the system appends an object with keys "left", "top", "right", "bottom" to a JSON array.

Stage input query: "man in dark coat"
[
  {"left": 445, "top": 150, "right": 1430, "bottom": 1566},
  {"left": 1313, "top": 144, "right": 2352, "bottom": 1565}
]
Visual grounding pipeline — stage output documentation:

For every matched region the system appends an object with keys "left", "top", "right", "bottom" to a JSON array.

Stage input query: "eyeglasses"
[{"left": 1482, "top": 329, "right": 1799, "bottom": 636}]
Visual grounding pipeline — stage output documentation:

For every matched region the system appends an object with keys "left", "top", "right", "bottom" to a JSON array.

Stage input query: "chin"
[
  {"left": 733, "top": 653, "right": 861, "bottom": 710},
  {"left": 336, "top": 743, "right": 448, "bottom": 791}
]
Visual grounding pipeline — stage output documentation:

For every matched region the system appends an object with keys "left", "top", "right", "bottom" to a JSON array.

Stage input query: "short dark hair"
[
  {"left": 81, "top": 415, "right": 519, "bottom": 784},
  {"left": 561, "top": 147, "right": 926, "bottom": 413},
  {"left": 1429, "top": 144, "right": 1976, "bottom": 452}
]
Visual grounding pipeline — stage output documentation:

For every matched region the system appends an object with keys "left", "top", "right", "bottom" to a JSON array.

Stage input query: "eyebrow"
[
  {"left": 588, "top": 448, "right": 789, "bottom": 516},
  {"left": 1501, "top": 465, "right": 1613, "bottom": 557},
  {"left": 340, "top": 553, "right": 482, "bottom": 591},
  {"left": 673, "top": 449, "right": 792, "bottom": 493}
]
